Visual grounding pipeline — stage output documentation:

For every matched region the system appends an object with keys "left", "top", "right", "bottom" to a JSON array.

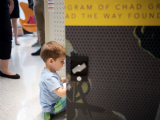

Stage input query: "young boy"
[{"left": 39, "top": 41, "right": 66, "bottom": 120}]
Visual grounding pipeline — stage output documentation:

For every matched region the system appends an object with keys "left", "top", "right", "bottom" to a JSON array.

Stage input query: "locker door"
[
  {"left": 65, "top": 0, "right": 160, "bottom": 118},
  {"left": 65, "top": 26, "right": 160, "bottom": 120}
]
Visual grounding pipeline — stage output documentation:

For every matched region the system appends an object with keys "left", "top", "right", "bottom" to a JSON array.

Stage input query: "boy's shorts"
[
  {"left": 48, "top": 96, "right": 66, "bottom": 115},
  {"left": 44, "top": 97, "right": 66, "bottom": 120}
]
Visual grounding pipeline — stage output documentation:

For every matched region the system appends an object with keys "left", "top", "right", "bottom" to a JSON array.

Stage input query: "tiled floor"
[{"left": 0, "top": 34, "right": 66, "bottom": 120}]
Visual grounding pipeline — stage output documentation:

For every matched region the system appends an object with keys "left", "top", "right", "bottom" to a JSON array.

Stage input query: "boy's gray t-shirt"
[{"left": 39, "top": 68, "right": 64, "bottom": 112}]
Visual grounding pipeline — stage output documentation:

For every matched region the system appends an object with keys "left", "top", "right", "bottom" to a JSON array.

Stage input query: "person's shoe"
[
  {"left": 31, "top": 48, "right": 41, "bottom": 56},
  {"left": 32, "top": 40, "right": 40, "bottom": 47},
  {"left": 15, "top": 42, "right": 20, "bottom": 45},
  {"left": 0, "top": 71, "right": 20, "bottom": 79}
]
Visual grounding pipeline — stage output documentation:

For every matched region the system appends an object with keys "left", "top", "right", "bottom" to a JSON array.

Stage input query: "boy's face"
[{"left": 51, "top": 55, "right": 65, "bottom": 71}]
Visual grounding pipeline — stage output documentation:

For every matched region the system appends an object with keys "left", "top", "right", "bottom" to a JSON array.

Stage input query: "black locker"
[{"left": 66, "top": 26, "right": 160, "bottom": 120}]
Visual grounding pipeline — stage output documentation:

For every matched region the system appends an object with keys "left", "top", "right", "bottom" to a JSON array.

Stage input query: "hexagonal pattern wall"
[{"left": 66, "top": 26, "right": 160, "bottom": 120}]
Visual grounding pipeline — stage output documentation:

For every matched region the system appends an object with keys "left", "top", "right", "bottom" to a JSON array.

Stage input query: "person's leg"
[
  {"left": 0, "top": 38, "right": 20, "bottom": 78},
  {"left": 0, "top": 59, "right": 1, "bottom": 71},
  {"left": 12, "top": 18, "right": 19, "bottom": 45},
  {"left": 0, "top": 59, "right": 20, "bottom": 79},
  {"left": 34, "top": 14, "right": 40, "bottom": 42},
  {"left": 0, "top": 0, "right": 20, "bottom": 79},
  {"left": 39, "top": 0, "right": 45, "bottom": 48},
  {"left": 0, "top": 40, "right": 15, "bottom": 76},
  {"left": 31, "top": 28, "right": 40, "bottom": 47},
  {"left": 0, "top": 59, "right": 15, "bottom": 75},
  {"left": 31, "top": 13, "right": 40, "bottom": 47},
  {"left": 31, "top": 0, "right": 45, "bottom": 55},
  {"left": 37, "top": 28, "right": 40, "bottom": 42}
]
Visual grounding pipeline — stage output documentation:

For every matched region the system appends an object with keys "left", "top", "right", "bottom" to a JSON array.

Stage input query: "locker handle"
[{"left": 72, "top": 63, "right": 87, "bottom": 74}]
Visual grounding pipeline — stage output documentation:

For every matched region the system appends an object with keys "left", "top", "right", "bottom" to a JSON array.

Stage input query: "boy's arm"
[
  {"left": 61, "top": 77, "right": 66, "bottom": 83},
  {"left": 54, "top": 87, "right": 66, "bottom": 97}
]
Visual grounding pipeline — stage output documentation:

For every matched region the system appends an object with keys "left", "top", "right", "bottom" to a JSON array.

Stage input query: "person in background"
[
  {"left": 31, "top": 0, "right": 45, "bottom": 56},
  {"left": 10, "top": 0, "right": 20, "bottom": 45},
  {"left": 28, "top": 0, "right": 40, "bottom": 47},
  {"left": 0, "top": 0, "right": 20, "bottom": 79}
]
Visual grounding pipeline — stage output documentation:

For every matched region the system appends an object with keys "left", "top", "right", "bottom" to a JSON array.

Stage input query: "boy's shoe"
[
  {"left": 44, "top": 112, "right": 55, "bottom": 120},
  {"left": 32, "top": 40, "right": 40, "bottom": 47}
]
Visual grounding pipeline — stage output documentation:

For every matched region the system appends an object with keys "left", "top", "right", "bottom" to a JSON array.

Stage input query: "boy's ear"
[
  {"left": 49, "top": 58, "right": 56, "bottom": 63},
  {"left": 49, "top": 58, "right": 54, "bottom": 64}
]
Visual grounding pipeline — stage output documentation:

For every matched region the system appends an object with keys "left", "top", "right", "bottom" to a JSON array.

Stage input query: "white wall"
[{"left": 44, "top": 0, "right": 66, "bottom": 77}]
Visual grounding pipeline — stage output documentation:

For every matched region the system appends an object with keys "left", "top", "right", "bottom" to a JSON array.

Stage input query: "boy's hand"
[{"left": 61, "top": 77, "right": 66, "bottom": 83}]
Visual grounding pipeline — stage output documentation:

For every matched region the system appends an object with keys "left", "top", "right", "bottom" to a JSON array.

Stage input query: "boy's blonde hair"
[{"left": 40, "top": 41, "right": 65, "bottom": 62}]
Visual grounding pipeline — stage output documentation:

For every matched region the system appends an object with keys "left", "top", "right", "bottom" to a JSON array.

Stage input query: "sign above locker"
[{"left": 64, "top": 0, "right": 160, "bottom": 26}]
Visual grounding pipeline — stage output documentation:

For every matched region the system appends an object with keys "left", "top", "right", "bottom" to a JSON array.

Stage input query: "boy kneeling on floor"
[{"left": 39, "top": 41, "right": 66, "bottom": 120}]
